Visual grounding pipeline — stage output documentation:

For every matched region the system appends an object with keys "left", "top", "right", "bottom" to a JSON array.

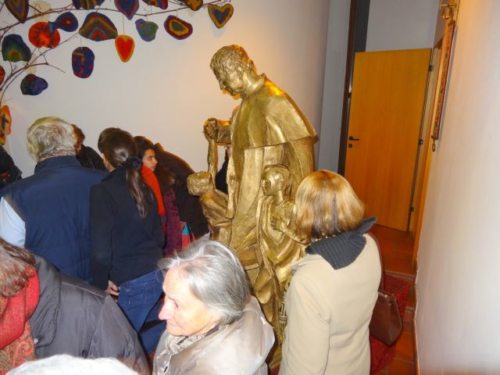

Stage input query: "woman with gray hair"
[{"left": 153, "top": 240, "right": 275, "bottom": 375}]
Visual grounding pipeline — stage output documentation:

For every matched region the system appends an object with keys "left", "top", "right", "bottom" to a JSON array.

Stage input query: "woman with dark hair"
[
  {"left": 72, "top": 124, "right": 106, "bottom": 170},
  {"left": 279, "top": 170, "right": 381, "bottom": 375},
  {"left": 134, "top": 136, "right": 183, "bottom": 256},
  {"left": 90, "top": 128, "right": 165, "bottom": 354},
  {"left": 0, "top": 145, "right": 22, "bottom": 190}
]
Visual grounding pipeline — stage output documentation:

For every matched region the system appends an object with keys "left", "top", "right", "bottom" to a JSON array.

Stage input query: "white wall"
[
  {"left": 415, "top": 1, "right": 500, "bottom": 373},
  {"left": 317, "top": 0, "right": 439, "bottom": 172},
  {"left": 2, "top": 0, "right": 329, "bottom": 176},
  {"left": 317, "top": 0, "right": 350, "bottom": 171},
  {"left": 366, "top": 0, "right": 438, "bottom": 51}
]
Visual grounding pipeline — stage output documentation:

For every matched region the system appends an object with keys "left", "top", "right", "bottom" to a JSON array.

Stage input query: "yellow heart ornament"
[{"left": 207, "top": 4, "right": 234, "bottom": 29}]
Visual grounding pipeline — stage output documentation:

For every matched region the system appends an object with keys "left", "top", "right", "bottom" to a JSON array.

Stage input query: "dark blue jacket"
[{"left": 1, "top": 156, "right": 105, "bottom": 281}]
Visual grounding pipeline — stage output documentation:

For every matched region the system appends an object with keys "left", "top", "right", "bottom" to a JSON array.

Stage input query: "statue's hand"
[
  {"left": 204, "top": 118, "right": 219, "bottom": 140},
  {"left": 271, "top": 215, "right": 287, "bottom": 232}
]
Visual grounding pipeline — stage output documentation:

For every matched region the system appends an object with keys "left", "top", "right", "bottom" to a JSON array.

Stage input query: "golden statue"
[
  {"left": 255, "top": 165, "right": 306, "bottom": 350},
  {"left": 187, "top": 171, "right": 230, "bottom": 243},
  {"left": 202, "top": 44, "right": 316, "bottom": 367}
]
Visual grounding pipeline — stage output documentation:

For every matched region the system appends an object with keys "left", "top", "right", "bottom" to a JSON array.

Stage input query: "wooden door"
[{"left": 345, "top": 49, "right": 431, "bottom": 231}]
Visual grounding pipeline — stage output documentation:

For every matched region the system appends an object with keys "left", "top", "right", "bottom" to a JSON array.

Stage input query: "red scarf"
[
  {"left": 141, "top": 165, "right": 166, "bottom": 217},
  {"left": 0, "top": 271, "right": 40, "bottom": 374}
]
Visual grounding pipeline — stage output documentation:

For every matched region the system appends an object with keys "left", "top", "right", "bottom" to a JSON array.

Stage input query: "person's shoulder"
[
  {"left": 219, "top": 297, "right": 274, "bottom": 351},
  {"left": 154, "top": 143, "right": 194, "bottom": 175},
  {"left": 294, "top": 253, "right": 329, "bottom": 271},
  {"left": 73, "top": 164, "right": 106, "bottom": 178},
  {"left": 258, "top": 77, "right": 281, "bottom": 92},
  {"left": 191, "top": 301, "right": 273, "bottom": 374},
  {"left": 290, "top": 254, "right": 333, "bottom": 289},
  {"left": 0, "top": 172, "right": 38, "bottom": 196},
  {"left": 255, "top": 79, "right": 285, "bottom": 101},
  {"left": 60, "top": 274, "right": 107, "bottom": 302},
  {"left": 90, "top": 176, "right": 117, "bottom": 199}
]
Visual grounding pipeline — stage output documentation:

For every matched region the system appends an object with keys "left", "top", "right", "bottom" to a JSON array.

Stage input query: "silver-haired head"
[
  {"left": 27, "top": 116, "right": 76, "bottom": 162},
  {"left": 159, "top": 240, "right": 250, "bottom": 325}
]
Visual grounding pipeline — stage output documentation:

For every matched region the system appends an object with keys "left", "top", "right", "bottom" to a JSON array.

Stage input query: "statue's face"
[
  {"left": 215, "top": 67, "right": 244, "bottom": 97},
  {"left": 262, "top": 171, "right": 279, "bottom": 196}
]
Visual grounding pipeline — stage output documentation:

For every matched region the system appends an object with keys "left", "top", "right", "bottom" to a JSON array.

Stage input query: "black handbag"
[{"left": 369, "top": 243, "right": 403, "bottom": 346}]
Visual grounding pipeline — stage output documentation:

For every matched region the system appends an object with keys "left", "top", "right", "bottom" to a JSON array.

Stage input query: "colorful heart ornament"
[
  {"left": 79, "top": 12, "right": 118, "bottom": 41},
  {"left": 5, "top": 0, "right": 29, "bottom": 23},
  {"left": 21, "top": 74, "right": 48, "bottom": 95},
  {"left": 29, "top": 22, "right": 61, "bottom": 48},
  {"left": 164, "top": 16, "right": 193, "bottom": 40},
  {"left": 135, "top": 19, "right": 158, "bottom": 42},
  {"left": 115, "top": 35, "right": 135, "bottom": 62},
  {"left": 73, "top": 0, "right": 105, "bottom": 10},
  {"left": 72, "top": 47, "right": 95, "bottom": 78},
  {"left": 207, "top": 4, "right": 233, "bottom": 29},
  {"left": 0, "top": 105, "right": 12, "bottom": 145},
  {"left": 2, "top": 34, "right": 31, "bottom": 62},
  {"left": 183, "top": 0, "right": 203, "bottom": 11},
  {"left": 52, "top": 12, "right": 79, "bottom": 32},
  {"left": 142, "top": 0, "right": 168, "bottom": 10},
  {"left": 115, "top": 0, "right": 139, "bottom": 20}
]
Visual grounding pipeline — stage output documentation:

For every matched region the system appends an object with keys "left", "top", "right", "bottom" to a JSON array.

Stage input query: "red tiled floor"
[
  {"left": 370, "top": 225, "right": 415, "bottom": 276},
  {"left": 370, "top": 225, "right": 417, "bottom": 375}
]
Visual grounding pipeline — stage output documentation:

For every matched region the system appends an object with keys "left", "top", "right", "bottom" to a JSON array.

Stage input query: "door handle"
[{"left": 348, "top": 136, "right": 360, "bottom": 141}]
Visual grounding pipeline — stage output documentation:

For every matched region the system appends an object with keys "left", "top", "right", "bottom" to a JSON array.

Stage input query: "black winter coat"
[{"left": 30, "top": 257, "right": 149, "bottom": 374}]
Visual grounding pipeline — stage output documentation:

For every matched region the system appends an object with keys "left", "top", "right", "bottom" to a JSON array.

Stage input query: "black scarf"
[{"left": 306, "top": 217, "right": 376, "bottom": 269}]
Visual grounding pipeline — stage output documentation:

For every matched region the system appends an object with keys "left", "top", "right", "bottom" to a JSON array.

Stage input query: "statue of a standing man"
[{"left": 204, "top": 44, "right": 316, "bottom": 273}]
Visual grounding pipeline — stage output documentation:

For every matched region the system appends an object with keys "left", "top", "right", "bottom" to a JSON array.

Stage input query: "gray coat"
[
  {"left": 153, "top": 297, "right": 274, "bottom": 375},
  {"left": 30, "top": 257, "right": 149, "bottom": 374}
]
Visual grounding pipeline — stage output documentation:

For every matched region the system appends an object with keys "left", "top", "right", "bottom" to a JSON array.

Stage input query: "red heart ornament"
[{"left": 115, "top": 35, "right": 135, "bottom": 62}]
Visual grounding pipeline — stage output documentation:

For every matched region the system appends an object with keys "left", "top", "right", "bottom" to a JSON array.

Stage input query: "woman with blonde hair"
[{"left": 280, "top": 170, "right": 381, "bottom": 375}]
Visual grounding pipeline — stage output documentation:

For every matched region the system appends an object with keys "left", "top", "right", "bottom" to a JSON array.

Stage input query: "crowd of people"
[
  {"left": 0, "top": 45, "right": 382, "bottom": 375},
  {"left": 0, "top": 117, "right": 214, "bottom": 374},
  {"left": 0, "top": 118, "right": 381, "bottom": 375}
]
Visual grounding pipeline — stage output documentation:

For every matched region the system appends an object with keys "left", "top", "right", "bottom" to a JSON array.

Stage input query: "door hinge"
[
  {"left": 418, "top": 138, "right": 424, "bottom": 145},
  {"left": 429, "top": 64, "right": 433, "bottom": 72}
]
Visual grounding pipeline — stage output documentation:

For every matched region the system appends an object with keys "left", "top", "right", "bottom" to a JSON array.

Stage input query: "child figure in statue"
[
  {"left": 187, "top": 171, "right": 230, "bottom": 243},
  {"left": 255, "top": 165, "right": 306, "bottom": 352}
]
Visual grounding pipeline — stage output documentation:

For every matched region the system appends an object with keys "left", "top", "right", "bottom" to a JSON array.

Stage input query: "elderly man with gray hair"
[
  {"left": 0, "top": 117, "right": 105, "bottom": 282},
  {"left": 153, "top": 239, "right": 275, "bottom": 375}
]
